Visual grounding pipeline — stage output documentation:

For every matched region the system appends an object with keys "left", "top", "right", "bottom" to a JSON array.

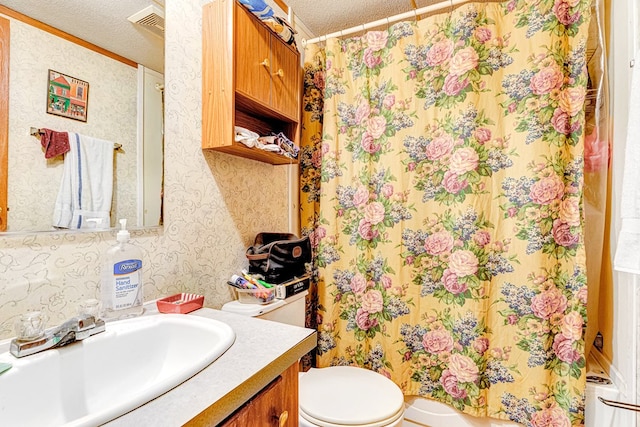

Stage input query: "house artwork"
[{"left": 47, "top": 70, "right": 89, "bottom": 122}]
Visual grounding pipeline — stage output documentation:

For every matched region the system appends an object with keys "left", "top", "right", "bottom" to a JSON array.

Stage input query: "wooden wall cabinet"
[
  {"left": 218, "top": 362, "right": 299, "bottom": 427},
  {"left": 202, "top": 0, "right": 301, "bottom": 165}
]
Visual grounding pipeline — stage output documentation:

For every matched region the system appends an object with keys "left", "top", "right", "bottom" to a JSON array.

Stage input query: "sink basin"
[{"left": 0, "top": 313, "right": 235, "bottom": 426}]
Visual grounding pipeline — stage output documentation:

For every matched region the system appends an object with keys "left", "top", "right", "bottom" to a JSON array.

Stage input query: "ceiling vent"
[{"left": 127, "top": 5, "right": 165, "bottom": 38}]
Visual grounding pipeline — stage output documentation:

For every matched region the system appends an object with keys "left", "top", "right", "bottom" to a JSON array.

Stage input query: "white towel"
[
  {"left": 614, "top": 51, "right": 640, "bottom": 273},
  {"left": 235, "top": 126, "right": 260, "bottom": 147},
  {"left": 53, "top": 133, "right": 114, "bottom": 230}
]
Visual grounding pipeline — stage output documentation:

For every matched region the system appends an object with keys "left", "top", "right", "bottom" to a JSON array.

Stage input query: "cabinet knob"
[
  {"left": 278, "top": 410, "right": 288, "bottom": 427},
  {"left": 274, "top": 69, "right": 284, "bottom": 78},
  {"left": 260, "top": 58, "right": 270, "bottom": 67}
]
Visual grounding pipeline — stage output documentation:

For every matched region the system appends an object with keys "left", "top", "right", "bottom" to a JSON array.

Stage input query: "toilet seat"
[
  {"left": 300, "top": 407, "right": 404, "bottom": 427},
  {"left": 299, "top": 366, "right": 405, "bottom": 427}
]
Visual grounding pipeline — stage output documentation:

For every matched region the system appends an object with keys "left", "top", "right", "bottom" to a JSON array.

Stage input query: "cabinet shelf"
[{"left": 202, "top": 0, "right": 301, "bottom": 165}]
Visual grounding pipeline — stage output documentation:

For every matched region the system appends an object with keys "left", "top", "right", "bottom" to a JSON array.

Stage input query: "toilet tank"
[{"left": 221, "top": 291, "right": 308, "bottom": 327}]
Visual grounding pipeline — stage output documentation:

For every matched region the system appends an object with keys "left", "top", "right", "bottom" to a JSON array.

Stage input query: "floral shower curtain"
[{"left": 300, "top": 1, "right": 593, "bottom": 425}]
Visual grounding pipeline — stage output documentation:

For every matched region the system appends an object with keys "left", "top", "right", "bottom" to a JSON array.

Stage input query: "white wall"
[{"left": 608, "top": 0, "right": 638, "bottom": 424}]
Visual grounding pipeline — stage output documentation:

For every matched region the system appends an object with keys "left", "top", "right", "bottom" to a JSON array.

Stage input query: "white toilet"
[{"left": 222, "top": 292, "right": 406, "bottom": 427}]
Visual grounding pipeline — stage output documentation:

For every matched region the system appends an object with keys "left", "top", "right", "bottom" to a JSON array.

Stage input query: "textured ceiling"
[
  {"left": 0, "top": 0, "right": 165, "bottom": 73},
  {"left": 287, "top": 0, "right": 445, "bottom": 38},
  {"left": 0, "top": 0, "right": 449, "bottom": 74}
]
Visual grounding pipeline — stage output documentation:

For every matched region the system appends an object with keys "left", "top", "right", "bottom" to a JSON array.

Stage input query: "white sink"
[{"left": 0, "top": 313, "right": 235, "bottom": 426}]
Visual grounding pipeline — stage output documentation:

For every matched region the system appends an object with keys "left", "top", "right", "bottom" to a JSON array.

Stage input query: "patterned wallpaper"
[
  {"left": 0, "top": 0, "right": 293, "bottom": 339},
  {"left": 6, "top": 17, "right": 138, "bottom": 232}
]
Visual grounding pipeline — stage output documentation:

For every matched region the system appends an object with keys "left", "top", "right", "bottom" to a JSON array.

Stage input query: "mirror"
[{"left": 0, "top": 1, "right": 164, "bottom": 233}]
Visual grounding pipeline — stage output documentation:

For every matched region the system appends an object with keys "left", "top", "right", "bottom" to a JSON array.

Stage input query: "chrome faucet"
[{"left": 9, "top": 314, "right": 106, "bottom": 358}]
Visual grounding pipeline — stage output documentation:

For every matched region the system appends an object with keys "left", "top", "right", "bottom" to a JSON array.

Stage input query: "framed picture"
[{"left": 46, "top": 69, "right": 89, "bottom": 122}]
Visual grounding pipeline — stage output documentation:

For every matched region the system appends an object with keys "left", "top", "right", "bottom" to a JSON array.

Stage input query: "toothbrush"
[{"left": 241, "top": 270, "right": 272, "bottom": 288}]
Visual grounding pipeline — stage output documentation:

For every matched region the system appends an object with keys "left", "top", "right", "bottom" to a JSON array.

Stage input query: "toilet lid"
[
  {"left": 299, "top": 366, "right": 404, "bottom": 426},
  {"left": 220, "top": 299, "right": 285, "bottom": 317}
]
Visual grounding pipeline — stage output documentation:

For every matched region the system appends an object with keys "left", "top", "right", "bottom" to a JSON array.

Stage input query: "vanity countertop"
[{"left": 104, "top": 306, "right": 317, "bottom": 426}]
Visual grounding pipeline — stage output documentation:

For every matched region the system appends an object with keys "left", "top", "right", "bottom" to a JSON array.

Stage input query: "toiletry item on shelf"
[
  {"left": 229, "top": 274, "right": 255, "bottom": 289},
  {"left": 274, "top": 275, "right": 311, "bottom": 299},
  {"left": 246, "top": 232, "right": 311, "bottom": 283},
  {"left": 101, "top": 219, "right": 144, "bottom": 320},
  {"left": 241, "top": 269, "right": 273, "bottom": 288},
  {"left": 232, "top": 286, "right": 276, "bottom": 304},
  {"left": 228, "top": 273, "right": 275, "bottom": 304}
]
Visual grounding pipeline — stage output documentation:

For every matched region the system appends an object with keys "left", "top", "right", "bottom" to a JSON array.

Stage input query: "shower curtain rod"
[{"left": 303, "top": 0, "right": 466, "bottom": 45}]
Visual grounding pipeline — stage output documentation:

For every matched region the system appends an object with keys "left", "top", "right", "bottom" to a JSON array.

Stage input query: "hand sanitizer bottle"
[{"left": 101, "top": 219, "right": 144, "bottom": 320}]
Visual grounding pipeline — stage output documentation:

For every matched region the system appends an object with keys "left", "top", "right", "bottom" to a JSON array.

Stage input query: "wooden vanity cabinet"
[
  {"left": 218, "top": 362, "right": 299, "bottom": 427},
  {"left": 202, "top": 0, "right": 301, "bottom": 165}
]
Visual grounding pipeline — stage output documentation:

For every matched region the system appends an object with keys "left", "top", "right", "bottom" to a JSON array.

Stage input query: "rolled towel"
[{"left": 235, "top": 126, "right": 259, "bottom": 148}]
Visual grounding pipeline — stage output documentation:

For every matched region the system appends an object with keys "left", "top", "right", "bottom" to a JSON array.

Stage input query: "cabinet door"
[
  {"left": 270, "top": 38, "right": 300, "bottom": 121},
  {"left": 235, "top": 5, "right": 271, "bottom": 107},
  {"left": 219, "top": 362, "right": 299, "bottom": 427}
]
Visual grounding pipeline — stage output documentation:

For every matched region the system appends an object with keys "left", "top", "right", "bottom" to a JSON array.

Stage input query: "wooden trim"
[
  {"left": 273, "top": 0, "right": 289, "bottom": 14},
  {"left": 202, "top": 0, "right": 236, "bottom": 151},
  {"left": 0, "top": 5, "right": 137, "bottom": 68},
  {"left": 0, "top": 16, "right": 8, "bottom": 231}
]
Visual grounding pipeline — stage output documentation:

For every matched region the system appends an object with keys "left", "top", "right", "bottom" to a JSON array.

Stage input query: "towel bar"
[
  {"left": 598, "top": 397, "right": 640, "bottom": 412},
  {"left": 30, "top": 127, "right": 122, "bottom": 150}
]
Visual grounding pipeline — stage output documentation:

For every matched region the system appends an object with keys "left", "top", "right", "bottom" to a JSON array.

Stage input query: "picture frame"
[{"left": 46, "top": 69, "right": 89, "bottom": 122}]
